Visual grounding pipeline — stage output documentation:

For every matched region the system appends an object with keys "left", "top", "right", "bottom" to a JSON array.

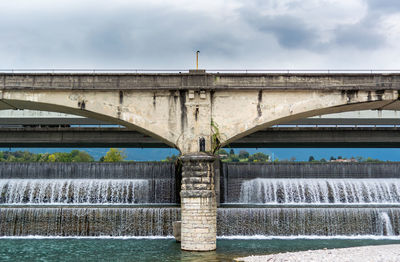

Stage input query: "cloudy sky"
[
  {"left": 1, "top": 0, "right": 400, "bottom": 69},
  {"left": 3, "top": 0, "right": 400, "bottom": 160}
]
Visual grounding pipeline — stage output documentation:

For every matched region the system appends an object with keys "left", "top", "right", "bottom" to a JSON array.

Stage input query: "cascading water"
[
  {"left": 220, "top": 163, "right": 400, "bottom": 237},
  {"left": 238, "top": 178, "right": 400, "bottom": 204},
  {"left": 0, "top": 162, "right": 180, "bottom": 237},
  {"left": 379, "top": 212, "right": 395, "bottom": 236},
  {"left": 0, "top": 162, "right": 177, "bottom": 204},
  {"left": 0, "top": 207, "right": 180, "bottom": 236},
  {"left": 217, "top": 208, "right": 400, "bottom": 236},
  {"left": 0, "top": 179, "right": 151, "bottom": 204},
  {"left": 1, "top": 162, "right": 400, "bottom": 238}
]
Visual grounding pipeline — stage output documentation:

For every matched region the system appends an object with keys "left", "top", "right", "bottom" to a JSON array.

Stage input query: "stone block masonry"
[{"left": 180, "top": 153, "right": 217, "bottom": 251}]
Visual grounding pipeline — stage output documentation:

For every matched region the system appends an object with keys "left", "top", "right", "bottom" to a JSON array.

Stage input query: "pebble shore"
[{"left": 235, "top": 244, "right": 400, "bottom": 262}]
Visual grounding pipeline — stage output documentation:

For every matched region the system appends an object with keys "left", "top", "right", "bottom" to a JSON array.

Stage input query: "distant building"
[
  {"left": 330, "top": 158, "right": 358, "bottom": 163},
  {"left": 218, "top": 154, "right": 228, "bottom": 159}
]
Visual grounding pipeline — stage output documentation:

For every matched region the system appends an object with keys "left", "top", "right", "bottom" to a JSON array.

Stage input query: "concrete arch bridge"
[{"left": 1, "top": 71, "right": 400, "bottom": 251}]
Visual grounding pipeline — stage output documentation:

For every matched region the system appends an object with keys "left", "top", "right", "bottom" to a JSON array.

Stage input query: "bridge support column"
[{"left": 180, "top": 153, "right": 216, "bottom": 251}]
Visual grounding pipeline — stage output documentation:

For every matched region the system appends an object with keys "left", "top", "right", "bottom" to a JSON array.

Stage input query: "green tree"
[
  {"left": 216, "top": 149, "right": 229, "bottom": 159},
  {"left": 103, "top": 148, "right": 127, "bottom": 162},
  {"left": 38, "top": 153, "right": 51, "bottom": 162},
  {"left": 165, "top": 154, "right": 178, "bottom": 162},
  {"left": 48, "top": 154, "right": 56, "bottom": 162},
  {"left": 238, "top": 150, "right": 250, "bottom": 159},
  {"left": 52, "top": 152, "right": 71, "bottom": 162},
  {"left": 216, "top": 149, "right": 228, "bottom": 155},
  {"left": 249, "top": 152, "right": 269, "bottom": 162},
  {"left": 25, "top": 151, "right": 35, "bottom": 161},
  {"left": 230, "top": 155, "right": 240, "bottom": 162},
  {"left": 356, "top": 156, "right": 364, "bottom": 162},
  {"left": 308, "top": 156, "right": 315, "bottom": 162},
  {"left": 7, "top": 155, "right": 16, "bottom": 162},
  {"left": 229, "top": 149, "right": 235, "bottom": 156},
  {"left": 70, "top": 150, "right": 94, "bottom": 162}
]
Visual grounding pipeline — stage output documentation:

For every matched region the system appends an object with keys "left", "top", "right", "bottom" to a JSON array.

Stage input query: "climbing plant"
[{"left": 211, "top": 119, "right": 223, "bottom": 153}]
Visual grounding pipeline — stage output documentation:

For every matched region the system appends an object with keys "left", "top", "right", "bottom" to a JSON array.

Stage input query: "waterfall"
[
  {"left": 238, "top": 178, "right": 400, "bottom": 204},
  {"left": 379, "top": 212, "right": 394, "bottom": 236},
  {"left": 218, "top": 162, "right": 400, "bottom": 237},
  {"left": 0, "top": 162, "right": 177, "bottom": 204},
  {"left": 1, "top": 162, "right": 400, "bottom": 237},
  {"left": 1, "top": 207, "right": 397, "bottom": 237},
  {"left": 217, "top": 208, "right": 400, "bottom": 236},
  {"left": 0, "top": 179, "right": 151, "bottom": 204},
  {"left": 0, "top": 207, "right": 180, "bottom": 236}
]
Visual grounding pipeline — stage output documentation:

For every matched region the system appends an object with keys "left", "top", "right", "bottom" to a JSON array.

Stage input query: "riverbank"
[{"left": 236, "top": 244, "right": 400, "bottom": 262}]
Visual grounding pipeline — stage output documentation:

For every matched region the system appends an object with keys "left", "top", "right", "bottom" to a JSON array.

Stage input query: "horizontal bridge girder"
[
  {"left": 0, "top": 128, "right": 169, "bottom": 148},
  {"left": 282, "top": 118, "right": 400, "bottom": 125},
  {"left": 0, "top": 127, "right": 400, "bottom": 148},
  {"left": 229, "top": 127, "right": 400, "bottom": 148},
  {"left": 1, "top": 72, "right": 400, "bottom": 90},
  {"left": 0, "top": 118, "right": 110, "bottom": 126}
]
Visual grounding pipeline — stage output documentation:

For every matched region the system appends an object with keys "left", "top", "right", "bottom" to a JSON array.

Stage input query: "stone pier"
[{"left": 180, "top": 153, "right": 217, "bottom": 251}]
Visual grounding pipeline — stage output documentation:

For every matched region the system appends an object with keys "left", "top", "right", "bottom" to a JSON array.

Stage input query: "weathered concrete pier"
[{"left": 2, "top": 71, "right": 400, "bottom": 250}]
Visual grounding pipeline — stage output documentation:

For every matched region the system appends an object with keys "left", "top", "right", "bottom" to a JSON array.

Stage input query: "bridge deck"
[{"left": 1, "top": 72, "right": 400, "bottom": 90}]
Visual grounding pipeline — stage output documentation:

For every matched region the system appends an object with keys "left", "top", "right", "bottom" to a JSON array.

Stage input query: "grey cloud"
[
  {"left": 0, "top": 4, "right": 244, "bottom": 68},
  {"left": 86, "top": 25, "right": 133, "bottom": 59},
  {"left": 334, "top": 23, "right": 382, "bottom": 49},
  {"left": 366, "top": 0, "right": 400, "bottom": 12},
  {"left": 0, "top": 0, "right": 397, "bottom": 69},
  {"left": 240, "top": 4, "right": 385, "bottom": 52},
  {"left": 252, "top": 16, "right": 317, "bottom": 49}
]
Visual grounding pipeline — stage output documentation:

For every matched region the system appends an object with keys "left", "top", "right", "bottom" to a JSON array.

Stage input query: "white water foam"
[
  {"left": 1, "top": 235, "right": 398, "bottom": 240},
  {"left": 0, "top": 236, "right": 174, "bottom": 239},
  {"left": 218, "top": 235, "right": 400, "bottom": 240},
  {"left": 0, "top": 179, "right": 150, "bottom": 204},
  {"left": 379, "top": 212, "right": 394, "bottom": 236},
  {"left": 239, "top": 178, "right": 400, "bottom": 204}
]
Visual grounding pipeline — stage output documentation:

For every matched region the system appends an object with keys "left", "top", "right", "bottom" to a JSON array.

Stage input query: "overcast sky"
[{"left": 1, "top": 0, "right": 399, "bottom": 69}]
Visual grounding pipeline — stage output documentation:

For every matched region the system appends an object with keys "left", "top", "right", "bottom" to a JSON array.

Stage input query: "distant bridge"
[
  {"left": 1, "top": 109, "right": 400, "bottom": 148},
  {"left": 0, "top": 127, "right": 399, "bottom": 148}
]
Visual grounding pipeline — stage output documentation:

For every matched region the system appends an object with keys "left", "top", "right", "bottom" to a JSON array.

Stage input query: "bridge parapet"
[{"left": 1, "top": 72, "right": 400, "bottom": 90}]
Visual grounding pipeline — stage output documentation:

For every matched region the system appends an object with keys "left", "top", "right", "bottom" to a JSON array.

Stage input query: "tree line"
[
  {"left": 164, "top": 149, "right": 270, "bottom": 163},
  {"left": 0, "top": 148, "right": 127, "bottom": 162},
  {"left": 0, "top": 149, "right": 385, "bottom": 163},
  {"left": 165, "top": 150, "right": 386, "bottom": 163}
]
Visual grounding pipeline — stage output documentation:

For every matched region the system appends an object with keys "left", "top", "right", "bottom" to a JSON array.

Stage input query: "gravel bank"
[{"left": 235, "top": 244, "right": 400, "bottom": 262}]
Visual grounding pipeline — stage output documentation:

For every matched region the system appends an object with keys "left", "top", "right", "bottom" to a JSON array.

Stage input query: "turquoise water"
[{"left": 0, "top": 238, "right": 400, "bottom": 262}]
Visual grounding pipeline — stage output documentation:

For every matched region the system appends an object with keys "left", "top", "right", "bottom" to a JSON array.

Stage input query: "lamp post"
[{"left": 196, "top": 50, "right": 200, "bottom": 70}]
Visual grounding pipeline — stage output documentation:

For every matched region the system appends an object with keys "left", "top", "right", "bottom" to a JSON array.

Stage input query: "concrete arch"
[
  {"left": 0, "top": 90, "right": 179, "bottom": 148},
  {"left": 213, "top": 89, "right": 400, "bottom": 147}
]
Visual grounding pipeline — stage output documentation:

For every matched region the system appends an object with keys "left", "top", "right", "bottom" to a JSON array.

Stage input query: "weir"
[
  {"left": 0, "top": 162, "right": 177, "bottom": 204},
  {"left": 238, "top": 178, "right": 400, "bottom": 204},
  {"left": 0, "top": 162, "right": 400, "bottom": 247}
]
